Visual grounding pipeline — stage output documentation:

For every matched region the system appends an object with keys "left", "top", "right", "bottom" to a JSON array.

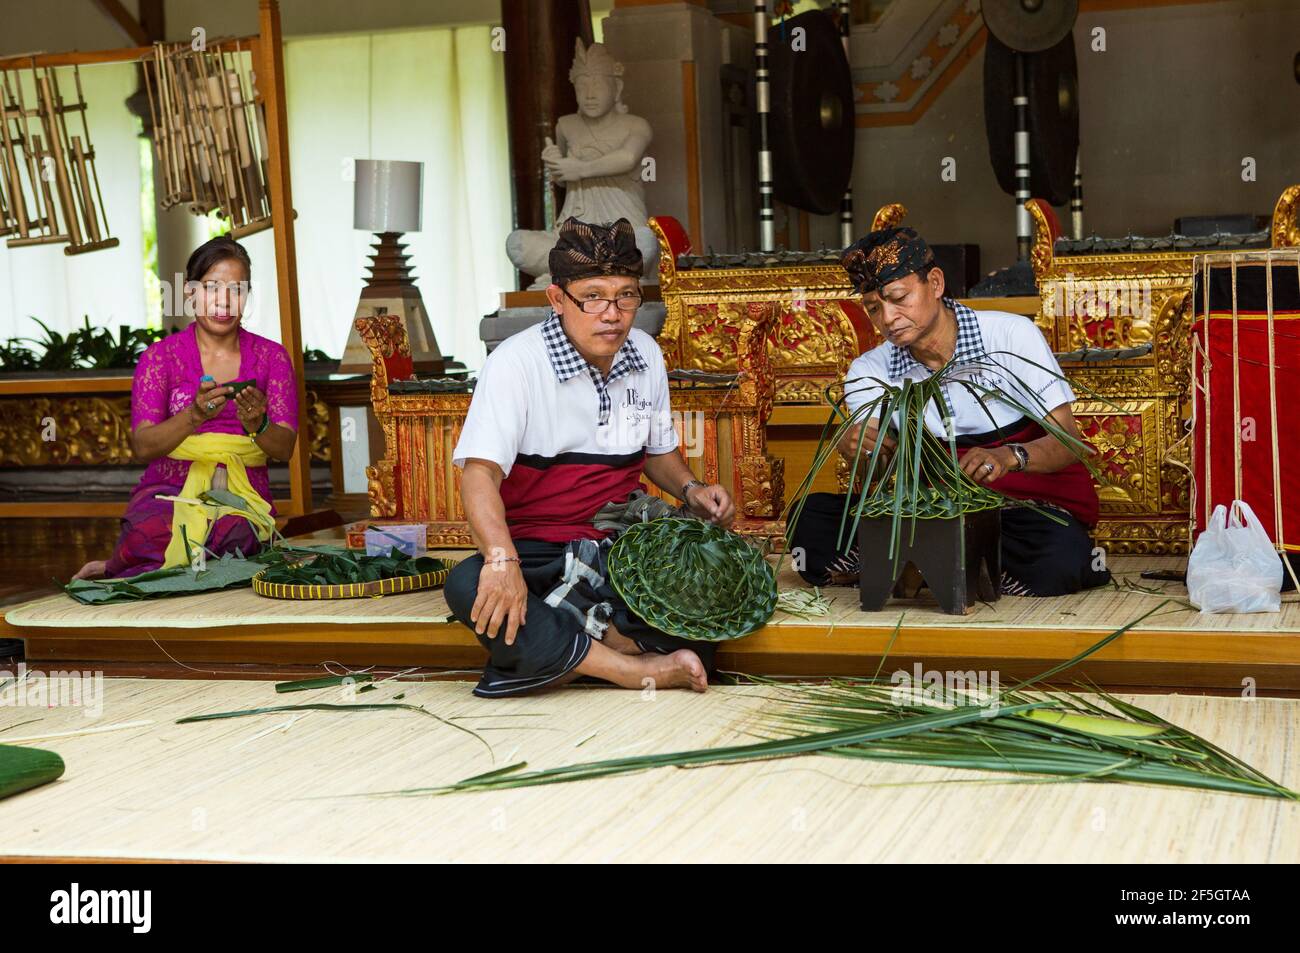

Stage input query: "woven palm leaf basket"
[
  {"left": 252, "top": 557, "right": 456, "bottom": 601},
  {"left": 607, "top": 517, "right": 777, "bottom": 641}
]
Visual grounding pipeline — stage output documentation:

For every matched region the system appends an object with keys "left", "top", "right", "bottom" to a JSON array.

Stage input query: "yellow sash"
[{"left": 161, "top": 433, "right": 273, "bottom": 569}]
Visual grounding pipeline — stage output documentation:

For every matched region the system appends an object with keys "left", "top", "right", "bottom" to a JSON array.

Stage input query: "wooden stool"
[{"left": 857, "top": 508, "right": 1001, "bottom": 615}]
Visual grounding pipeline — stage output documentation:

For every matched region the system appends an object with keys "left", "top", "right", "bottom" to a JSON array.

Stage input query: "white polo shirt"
[
  {"left": 453, "top": 312, "right": 679, "bottom": 543},
  {"left": 844, "top": 298, "right": 1074, "bottom": 440}
]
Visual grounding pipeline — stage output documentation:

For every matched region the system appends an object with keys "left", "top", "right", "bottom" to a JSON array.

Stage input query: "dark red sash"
[{"left": 955, "top": 419, "right": 1100, "bottom": 527}]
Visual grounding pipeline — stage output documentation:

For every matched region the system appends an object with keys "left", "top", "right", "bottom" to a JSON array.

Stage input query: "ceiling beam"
[{"left": 90, "top": 0, "right": 150, "bottom": 47}]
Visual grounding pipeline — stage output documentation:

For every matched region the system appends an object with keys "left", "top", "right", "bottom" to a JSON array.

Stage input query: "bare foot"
[
  {"left": 73, "top": 559, "right": 108, "bottom": 581},
  {"left": 575, "top": 641, "right": 708, "bottom": 692},
  {"left": 642, "top": 649, "right": 708, "bottom": 693},
  {"left": 601, "top": 622, "right": 644, "bottom": 656}
]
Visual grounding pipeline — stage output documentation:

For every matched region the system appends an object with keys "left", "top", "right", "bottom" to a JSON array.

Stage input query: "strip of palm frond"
[
  {"left": 0, "top": 744, "right": 65, "bottom": 800},
  {"left": 606, "top": 517, "right": 776, "bottom": 641},
  {"left": 176, "top": 701, "right": 494, "bottom": 761},
  {"left": 383, "top": 604, "right": 1296, "bottom": 801},
  {"left": 776, "top": 587, "right": 832, "bottom": 618},
  {"left": 274, "top": 674, "right": 375, "bottom": 694}
]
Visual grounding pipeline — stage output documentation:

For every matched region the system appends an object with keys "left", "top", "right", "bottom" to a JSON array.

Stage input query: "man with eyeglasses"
[{"left": 445, "top": 217, "right": 735, "bottom": 697}]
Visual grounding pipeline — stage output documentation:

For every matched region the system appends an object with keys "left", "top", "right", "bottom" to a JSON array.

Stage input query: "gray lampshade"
[{"left": 353, "top": 159, "right": 423, "bottom": 233}]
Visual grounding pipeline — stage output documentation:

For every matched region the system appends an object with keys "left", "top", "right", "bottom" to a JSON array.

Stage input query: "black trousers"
[
  {"left": 443, "top": 538, "right": 717, "bottom": 697},
  {"left": 788, "top": 493, "right": 1112, "bottom": 597}
]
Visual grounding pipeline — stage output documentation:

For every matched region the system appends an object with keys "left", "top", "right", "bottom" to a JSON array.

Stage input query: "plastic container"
[{"left": 364, "top": 523, "right": 426, "bottom": 557}]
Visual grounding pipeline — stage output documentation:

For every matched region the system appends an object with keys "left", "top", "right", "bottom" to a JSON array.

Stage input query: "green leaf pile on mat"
[
  {"left": 0, "top": 744, "right": 65, "bottom": 800},
  {"left": 60, "top": 542, "right": 417, "bottom": 605},
  {"left": 256, "top": 549, "right": 446, "bottom": 586},
  {"left": 607, "top": 517, "right": 776, "bottom": 642},
  {"left": 374, "top": 601, "right": 1297, "bottom": 800}
]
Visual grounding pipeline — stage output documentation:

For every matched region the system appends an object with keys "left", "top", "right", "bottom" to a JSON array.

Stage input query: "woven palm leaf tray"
[
  {"left": 607, "top": 517, "right": 777, "bottom": 641},
  {"left": 252, "top": 557, "right": 456, "bottom": 601}
]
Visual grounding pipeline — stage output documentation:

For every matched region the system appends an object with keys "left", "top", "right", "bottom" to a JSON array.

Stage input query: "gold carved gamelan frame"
[
  {"left": 1026, "top": 184, "right": 1300, "bottom": 555},
  {"left": 356, "top": 305, "right": 786, "bottom": 545},
  {"left": 651, "top": 218, "right": 877, "bottom": 406},
  {"left": 356, "top": 313, "right": 473, "bottom": 548}
]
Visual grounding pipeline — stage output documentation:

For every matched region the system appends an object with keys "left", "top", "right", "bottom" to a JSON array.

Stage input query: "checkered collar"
[
  {"left": 541, "top": 310, "right": 648, "bottom": 382},
  {"left": 885, "top": 297, "right": 986, "bottom": 379}
]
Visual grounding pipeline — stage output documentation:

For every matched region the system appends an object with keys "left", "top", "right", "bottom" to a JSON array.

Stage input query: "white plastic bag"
[{"left": 1186, "top": 501, "right": 1283, "bottom": 614}]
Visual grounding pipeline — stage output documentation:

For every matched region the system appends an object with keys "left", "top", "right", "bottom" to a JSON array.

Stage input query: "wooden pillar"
[
  {"left": 500, "top": 0, "right": 591, "bottom": 285},
  {"left": 258, "top": 0, "right": 312, "bottom": 517}
]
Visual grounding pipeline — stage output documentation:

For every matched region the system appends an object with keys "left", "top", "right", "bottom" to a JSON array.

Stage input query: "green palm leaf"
[{"left": 395, "top": 604, "right": 1297, "bottom": 802}]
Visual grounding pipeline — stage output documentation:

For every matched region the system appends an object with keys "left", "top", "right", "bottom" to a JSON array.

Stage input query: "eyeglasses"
[{"left": 561, "top": 287, "right": 643, "bottom": 314}]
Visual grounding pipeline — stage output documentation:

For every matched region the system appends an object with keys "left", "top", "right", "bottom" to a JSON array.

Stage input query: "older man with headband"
[
  {"left": 790, "top": 226, "right": 1111, "bottom": 597},
  {"left": 445, "top": 217, "right": 736, "bottom": 697}
]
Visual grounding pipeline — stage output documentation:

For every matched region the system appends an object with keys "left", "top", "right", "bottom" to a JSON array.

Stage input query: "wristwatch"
[
  {"left": 1007, "top": 443, "right": 1029, "bottom": 472},
  {"left": 680, "top": 478, "right": 706, "bottom": 502}
]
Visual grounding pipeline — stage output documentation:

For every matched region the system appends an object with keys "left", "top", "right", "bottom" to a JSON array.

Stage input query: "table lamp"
[{"left": 338, "top": 159, "right": 444, "bottom": 374}]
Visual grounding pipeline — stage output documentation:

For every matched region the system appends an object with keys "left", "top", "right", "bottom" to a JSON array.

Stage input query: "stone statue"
[{"left": 506, "top": 40, "right": 659, "bottom": 289}]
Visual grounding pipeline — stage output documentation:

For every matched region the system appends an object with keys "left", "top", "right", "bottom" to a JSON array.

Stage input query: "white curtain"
[
  {"left": 279, "top": 26, "right": 513, "bottom": 370},
  {"left": 0, "top": 62, "right": 147, "bottom": 342}
]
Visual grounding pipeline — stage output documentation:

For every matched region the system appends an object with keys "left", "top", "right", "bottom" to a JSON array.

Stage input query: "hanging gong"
[
  {"left": 983, "top": 31, "right": 1079, "bottom": 207},
  {"left": 982, "top": 0, "right": 1078, "bottom": 53},
  {"left": 765, "top": 9, "right": 854, "bottom": 215}
]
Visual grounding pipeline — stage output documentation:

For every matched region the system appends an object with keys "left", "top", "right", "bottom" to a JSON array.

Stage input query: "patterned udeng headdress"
[
  {"left": 549, "top": 217, "right": 643, "bottom": 284},
  {"left": 841, "top": 226, "right": 936, "bottom": 295}
]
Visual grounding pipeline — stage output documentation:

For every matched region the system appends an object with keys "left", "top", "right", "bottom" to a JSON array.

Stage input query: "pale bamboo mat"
[
  {"left": 773, "top": 555, "right": 1300, "bottom": 633},
  {"left": 9, "top": 554, "right": 1300, "bottom": 634},
  {"left": 0, "top": 677, "right": 1296, "bottom": 862},
  {"left": 3, "top": 550, "right": 467, "bottom": 629}
]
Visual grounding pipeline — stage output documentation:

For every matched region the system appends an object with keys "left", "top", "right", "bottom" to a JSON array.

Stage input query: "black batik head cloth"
[
  {"left": 549, "top": 217, "right": 643, "bottom": 284},
  {"left": 841, "top": 226, "right": 936, "bottom": 295}
]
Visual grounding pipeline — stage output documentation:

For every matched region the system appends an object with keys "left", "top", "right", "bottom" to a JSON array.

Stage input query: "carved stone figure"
[{"left": 506, "top": 40, "right": 658, "bottom": 288}]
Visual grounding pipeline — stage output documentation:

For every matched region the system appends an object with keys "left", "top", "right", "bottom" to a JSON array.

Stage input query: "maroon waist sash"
[{"left": 954, "top": 418, "right": 1100, "bottom": 527}]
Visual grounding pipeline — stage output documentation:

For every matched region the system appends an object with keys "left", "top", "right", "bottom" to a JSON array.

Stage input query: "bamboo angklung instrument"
[
  {"left": 0, "top": 82, "right": 20, "bottom": 237},
  {"left": 40, "top": 65, "right": 117, "bottom": 254},
  {"left": 1, "top": 61, "right": 117, "bottom": 253},
  {"left": 3, "top": 66, "right": 67, "bottom": 247},
  {"left": 141, "top": 40, "right": 272, "bottom": 236},
  {"left": 755, "top": 0, "right": 774, "bottom": 252},
  {"left": 0, "top": 157, "right": 10, "bottom": 236}
]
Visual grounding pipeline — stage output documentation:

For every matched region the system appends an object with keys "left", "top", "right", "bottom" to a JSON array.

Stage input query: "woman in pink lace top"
[{"left": 74, "top": 236, "right": 300, "bottom": 579}]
